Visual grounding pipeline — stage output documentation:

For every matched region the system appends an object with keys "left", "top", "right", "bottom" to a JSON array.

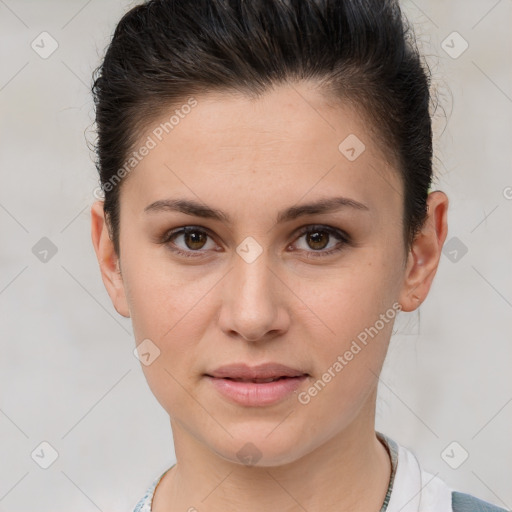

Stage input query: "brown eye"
[
  {"left": 292, "top": 225, "right": 350, "bottom": 259},
  {"left": 183, "top": 230, "right": 208, "bottom": 250},
  {"left": 162, "top": 226, "right": 217, "bottom": 258},
  {"left": 305, "top": 230, "right": 330, "bottom": 250}
]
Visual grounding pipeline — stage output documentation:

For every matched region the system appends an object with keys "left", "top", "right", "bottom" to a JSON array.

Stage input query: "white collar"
[{"left": 386, "top": 441, "right": 453, "bottom": 512}]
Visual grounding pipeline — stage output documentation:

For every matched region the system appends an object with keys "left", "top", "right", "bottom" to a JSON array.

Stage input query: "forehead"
[{"left": 121, "top": 82, "right": 403, "bottom": 219}]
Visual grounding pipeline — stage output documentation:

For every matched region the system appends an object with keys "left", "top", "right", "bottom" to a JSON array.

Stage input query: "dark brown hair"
[{"left": 92, "top": 0, "right": 434, "bottom": 257}]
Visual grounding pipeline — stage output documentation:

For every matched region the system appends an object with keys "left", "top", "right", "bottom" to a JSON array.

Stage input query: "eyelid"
[{"left": 293, "top": 224, "right": 349, "bottom": 241}]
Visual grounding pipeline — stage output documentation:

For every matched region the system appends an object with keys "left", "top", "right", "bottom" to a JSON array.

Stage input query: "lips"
[
  {"left": 205, "top": 362, "right": 308, "bottom": 381},
  {"left": 225, "top": 377, "right": 288, "bottom": 383},
  {"left": 205, "top": 363, "right": 309, "bottom": 406}
]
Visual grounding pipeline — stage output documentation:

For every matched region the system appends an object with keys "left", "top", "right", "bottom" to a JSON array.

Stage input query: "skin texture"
[{"left": 91, "top": 82, "right": 448, "bottom": 511}]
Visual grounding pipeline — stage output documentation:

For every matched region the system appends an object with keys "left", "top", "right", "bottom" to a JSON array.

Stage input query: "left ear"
[{"left": 399, "top": 191, "right": 449, "bottom": 312}]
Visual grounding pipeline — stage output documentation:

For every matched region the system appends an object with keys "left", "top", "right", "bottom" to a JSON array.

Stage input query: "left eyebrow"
[
  {"left": 144, "top": 196, "right": 370, "bottom": 225},
  {"left": 276, "top": 196, "right": 370, "bottom": 223}
]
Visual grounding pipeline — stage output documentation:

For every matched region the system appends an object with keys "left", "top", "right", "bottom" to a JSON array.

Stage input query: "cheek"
[
  {"left": 297, "top": 291, "right": 395, "bottom": 433},
  {"left": 121, "top": 243, "right": 208, "bottom": 338},
  {"left": 300, "top": 255, "right": 399, "bottom": 341},
  {"left": 121, "top": 247, "right": 221, "bottom": 385},
  {"left": 123, "top": 254, "right": 215, "bottom": 413},
  {"left": 295, "top": 251, "right": 401, "bottom": 397}
]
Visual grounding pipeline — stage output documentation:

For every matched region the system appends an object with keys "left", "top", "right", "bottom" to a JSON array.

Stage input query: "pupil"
[
  {"left": 308, "top": 231, "right": 328, "bottom": 250},
  {"left": 186, "top": 231, "right": 206, "bottom": 250}
]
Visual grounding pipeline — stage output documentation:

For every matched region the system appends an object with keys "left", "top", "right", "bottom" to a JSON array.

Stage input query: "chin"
[{"left": 207, "top": 427, "right": 312, "bottom": 468}]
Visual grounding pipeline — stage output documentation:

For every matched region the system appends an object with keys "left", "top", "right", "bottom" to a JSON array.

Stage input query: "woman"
[{"left": 90, "top": 0, "right": 506, "bottom": 510}]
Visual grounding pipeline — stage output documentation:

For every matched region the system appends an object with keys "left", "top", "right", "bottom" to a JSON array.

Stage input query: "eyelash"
[{"left": 159, "top": 225, "right": 351, "bottom": 259}]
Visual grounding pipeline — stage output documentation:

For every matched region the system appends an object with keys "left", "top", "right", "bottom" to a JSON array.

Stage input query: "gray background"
[{"left": 0, "top": 0, "right": 511, "bottom": 510}]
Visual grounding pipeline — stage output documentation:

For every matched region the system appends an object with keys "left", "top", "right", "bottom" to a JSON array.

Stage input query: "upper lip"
[{"left": 206, "top": 363, "right": 308, "bottom": 380}]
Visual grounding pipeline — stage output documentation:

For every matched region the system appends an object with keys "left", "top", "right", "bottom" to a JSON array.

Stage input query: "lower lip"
[{"left": 205, "top": 375, "right": 308, "bottom": 406}]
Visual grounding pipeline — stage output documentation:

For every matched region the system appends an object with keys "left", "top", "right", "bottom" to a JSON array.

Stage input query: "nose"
[{"left": 217, "top": 250, "right": 290, "bottom": 342}]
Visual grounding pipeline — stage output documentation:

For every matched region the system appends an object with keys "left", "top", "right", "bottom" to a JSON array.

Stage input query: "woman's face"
[{"left": 93, "top": 82, "right": 435, "bottom": 465}]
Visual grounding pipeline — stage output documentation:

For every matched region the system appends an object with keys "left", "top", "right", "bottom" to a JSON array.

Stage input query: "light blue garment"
[
  {"left": 133, "top": 472, "right": 165, "bottom": 512},
  {"left": 451, "top": 492, "right": 508, "bottom": 512}
]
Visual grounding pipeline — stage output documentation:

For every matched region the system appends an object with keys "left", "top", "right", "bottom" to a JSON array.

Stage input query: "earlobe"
[
  {"left": 399, "top": 191, "right": 449, "bottom": 312},
  {"left": 90, "top": 201, "right": 131, "bottom": 318}
]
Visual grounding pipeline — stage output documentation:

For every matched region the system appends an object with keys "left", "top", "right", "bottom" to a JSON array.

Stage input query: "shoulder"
[{"left": 452, "top": 491, "right": 509, "bottom": 512}]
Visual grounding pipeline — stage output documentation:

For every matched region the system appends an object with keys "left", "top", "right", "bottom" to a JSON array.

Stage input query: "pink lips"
[{"left": 205, "top": 363, "right": 309, "bottom": 406}]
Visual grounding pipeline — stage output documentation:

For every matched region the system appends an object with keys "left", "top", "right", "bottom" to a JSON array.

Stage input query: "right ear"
[{"left": 90, "top": 201, "right": 130, "bottom": 318}]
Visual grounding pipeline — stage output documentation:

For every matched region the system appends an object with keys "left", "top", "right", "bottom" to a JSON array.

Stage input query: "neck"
[{"left": 153, "top": 393, "right": 391, "bottom": 512}]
